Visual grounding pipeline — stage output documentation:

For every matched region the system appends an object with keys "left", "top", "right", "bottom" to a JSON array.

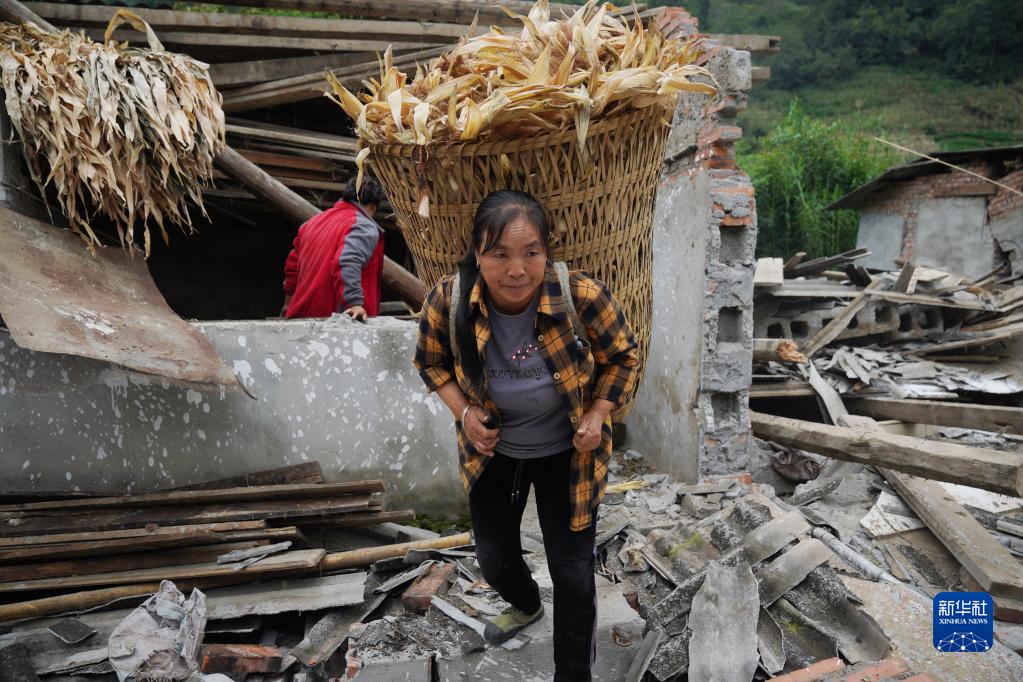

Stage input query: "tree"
[{"left": 741, "top": 101, "right": 894, "bottom": 259}]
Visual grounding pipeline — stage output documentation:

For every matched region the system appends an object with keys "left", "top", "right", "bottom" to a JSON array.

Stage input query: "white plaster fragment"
[
  {"left": 186, "top": 389, "right": 203, "bottom": 405},
  {"left": 351, "top": 339, "right": 370, "bottom": 359},
  {"left": 264, "top": 358, "right": 282, "bottom": 377},
  {"left": 308, "top": 341, "right": 330, "bottom": 359},
  {"left": 96, "top": 446, "right": 107, "bottom": 461},
  {"left": 238, "top": 335, "right": 247, "bottom": 348}
]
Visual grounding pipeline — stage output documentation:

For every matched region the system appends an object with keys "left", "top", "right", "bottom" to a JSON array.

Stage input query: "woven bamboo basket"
[{"left": 370, "top": 108, "right": 672, "bottom": 416}]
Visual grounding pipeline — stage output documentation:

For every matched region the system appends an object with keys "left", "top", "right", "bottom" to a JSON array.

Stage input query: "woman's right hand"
[{"left": 463, "top": 406, "right": 500, "bottom": 457}]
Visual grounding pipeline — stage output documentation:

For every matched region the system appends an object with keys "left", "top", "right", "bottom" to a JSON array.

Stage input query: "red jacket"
[{"left": 283, "top": 201, "right": 384, "bottom": 318}]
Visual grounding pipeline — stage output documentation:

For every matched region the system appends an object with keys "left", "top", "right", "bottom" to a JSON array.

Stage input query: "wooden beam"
[
  {"left": 93, "top": 28, "right": 439, "bottom": 53},
  {"left": 0, "top": 541, "right": 265, "bottom": 583},
  {"left": 0, "top": 495, "right": 374, "bottom": 536},
  {"left": 749, "top": 381, "right": 816, "bottom": 399},
  {"left": 175, "top": 462, "right": 323, "bottom": 490},
  {"left": 321, "top": 531, "right": 472, "bottom": 570},
  {"left": 27, "top": 3, "right": 476, "bottom": 40},
  {"left": 195, "top": 0, "right": 548, "bottom": 26},
  {"left": 846, "top": 397, "right": 1022, "bottom": 435},
  {"left": 221, "top": 46, "right": 446, "bottom": 112},
  {"left": 750, "top": 411, "right": 1023, "bottom": 497},
  {"left": 0, "top": 0, "right": 56, "bottom": 32},
  {"left": 0, "top": 520, "right": 265, "bottom": 547},
  {"left": 213, "top": 146, "right": 425, "bottom": 309},
  {"left": 0, "top": 530, "right": 223, "bottom": 564},
  {"left": 0, "top": 480, "right": 383, "bottom": 513},
  {"left": 885, "top": 470, "right": 1023, "bottom": 600},
  {"left": 210, "top": 53, "right": 375, "bottom": 88},
  {"left": 752, "top": 339, "right": 806, "bottom": 364},
  {"left": 706, "top": 33, "right": 780, "bottom": 57}
]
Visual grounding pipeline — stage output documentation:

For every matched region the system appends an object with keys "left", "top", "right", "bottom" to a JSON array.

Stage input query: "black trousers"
[{"left": 468, "top": 450, "right": 597, "bottom": 682}]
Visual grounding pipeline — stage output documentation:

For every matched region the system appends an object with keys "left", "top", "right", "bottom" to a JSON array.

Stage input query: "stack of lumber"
[{"left": 0, "top": 463, "right": 416, "bottom": 612}]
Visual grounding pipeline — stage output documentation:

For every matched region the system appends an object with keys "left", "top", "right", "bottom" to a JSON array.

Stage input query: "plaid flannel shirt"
[{"left": 414, "top": 265, "right": 640, "bottom": 531}]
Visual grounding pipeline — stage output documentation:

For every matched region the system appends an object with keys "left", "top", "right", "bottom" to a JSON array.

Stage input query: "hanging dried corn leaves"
[
  {"left": 327, "top": 0, "right": 716, "bottom": 161},
  {"left": 0, "top": 10, "right": 225, "bottom": 255}
]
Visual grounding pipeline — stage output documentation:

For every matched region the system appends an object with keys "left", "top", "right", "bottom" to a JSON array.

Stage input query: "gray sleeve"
[{"left": 338, "top": 216, "right": 381, "bottom": 307}]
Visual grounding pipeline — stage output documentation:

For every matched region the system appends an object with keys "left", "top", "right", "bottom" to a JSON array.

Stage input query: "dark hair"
[
  {"left": 455, "top": 190, "right": 551, "bottom": 393},
  {"left": 342, "top": 177, "right": 385, "bottom": 207}
]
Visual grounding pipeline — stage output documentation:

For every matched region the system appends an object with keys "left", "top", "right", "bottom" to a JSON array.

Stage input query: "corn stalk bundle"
[
  {"left": 0, "top": 11, "right": 225, "bottom": 254},
  {"left": 328, "top": 0, "right": 716, "bottom": 188}
]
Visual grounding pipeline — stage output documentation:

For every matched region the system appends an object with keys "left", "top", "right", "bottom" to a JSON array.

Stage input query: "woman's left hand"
[{"left": 572, "top": 407, "right": 606, "bottom": 452}]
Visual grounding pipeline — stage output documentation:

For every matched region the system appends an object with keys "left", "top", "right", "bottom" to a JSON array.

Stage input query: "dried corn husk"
[
  {"left": 0, "top": 10, "right": 225, "bottom": 255},
  {"left": 327, "top": 0, "right": 716, "bottom": 155}
]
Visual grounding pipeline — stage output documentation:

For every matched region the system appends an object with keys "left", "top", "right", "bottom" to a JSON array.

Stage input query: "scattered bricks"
[
  {"left": 768, "top": 657, "right": 846, "bottom": 681},
  {"left": 841, "top": 657, "right": 910, "bottom": 681},
  {"left": 201, "top": 643, "right": 283, "bottom": 674},
  {"left": 402, "top": 562, "right": 456, "bottom": 613}
]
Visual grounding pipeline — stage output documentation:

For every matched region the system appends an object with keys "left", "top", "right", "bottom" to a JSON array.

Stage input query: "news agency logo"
[{"left": 933, "top": 592, "right": 993, "bottom": 653}]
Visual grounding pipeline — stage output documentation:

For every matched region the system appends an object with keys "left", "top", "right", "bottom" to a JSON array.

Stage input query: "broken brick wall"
[{"left": 627, "top": 8, "right": 757, "bottom": 479}]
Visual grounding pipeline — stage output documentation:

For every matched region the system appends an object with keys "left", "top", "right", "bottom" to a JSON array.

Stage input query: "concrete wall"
[
  {"left": 914, "top": 197, "right": 993, "bottom": 279},
  {"left": 626, "top": 169, "right": 709, "bottom": 481},
  {"left": 856, "top": 211, "right": 905, "bottom": 271},
  {"left": 0, "top": 316, "right": 462, "bottom": 514}
]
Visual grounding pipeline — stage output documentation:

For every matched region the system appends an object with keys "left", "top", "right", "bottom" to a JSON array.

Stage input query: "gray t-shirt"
[{"left": 484, "top": 294, "right": 575, "bottom": 459}]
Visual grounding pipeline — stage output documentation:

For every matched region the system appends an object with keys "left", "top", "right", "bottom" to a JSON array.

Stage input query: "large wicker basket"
[{"left": 370, "top": 108, "right": 672, "bottom": 416}]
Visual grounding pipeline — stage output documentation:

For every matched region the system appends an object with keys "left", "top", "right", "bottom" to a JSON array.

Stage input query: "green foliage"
[{"left": 740, "top": 101, "right": 894, "bottom": 259}]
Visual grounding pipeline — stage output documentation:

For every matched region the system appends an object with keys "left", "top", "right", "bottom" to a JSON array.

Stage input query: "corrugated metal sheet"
[{"left": 0, "top": 206, "right": 237, "bottom": 385}]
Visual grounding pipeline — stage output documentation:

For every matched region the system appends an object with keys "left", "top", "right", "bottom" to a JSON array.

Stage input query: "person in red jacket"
[{"left": 282, "top": 178, "right": 386, "bottom": 321}]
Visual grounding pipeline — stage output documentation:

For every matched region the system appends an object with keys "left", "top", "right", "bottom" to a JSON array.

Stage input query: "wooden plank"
[
  {"left": 886, "top": 471, "right": 1023, "bottom": 600},
  {"left": 0, "top": 549, "right": 326, "bottom": 593},
  {"left": 218, "top": 526, "right": 309, "bottom": 545},
  {"left": 0, "top": 480, "right": 383, "bottom": 514},
  {"left": 893, "top": 263, "right": 919, "bottom": 294},
  {"left": 211, "top": 53, "right": 375, "bottom": 88},
  {"left": 321, "top": 532, "right": 473, "bottom": 570},
  {"left": 0, "top": 495, "right": 374, "bottom": 537},
  {"left": 236, "top": 150, "right": 335, "bottom": 174},
  {"left": 705, "top": 33, "right": 780, "bottom": 56},
  {"left": 799, "top": 280, "right": 881, "bottom": 358},
  {"left": 226, "top": 122, "right": 358, "bottom": 153},
  {"left": 301, "top": 509, "right": 416, "bottom": 528},
  {"left": 0, "top": 530, "right": 223, "bottom": 564},
  {"left": 196, "top": 0, "right": 551, "bottom": 25},
  {"left": 221, "top": 46, "right": 445, "bottom": 112},
  {"left": 28, "top": 3, "right": 476, "bottom": 40},
  {"left": 749, "top": 381, "right": 816, "bottom": 399},
  {"left": 750, "top": 411, "right": 1023, "bottom": 497},
  {"left": 0, "top": 520, "right": 265, "bottom": 548},
  {"left": 846, "top": 397, "right": 1022, "bottom": 435},
  {"left": 176, "top": 462, "right": 323, "bottom": 491},
  {"left": 904, "top": 322, "right": 1023, "bottom": 354},
  {"left": 865, "top": 289, "right": 993, "bottom": 311},
  {"left": 93, "top": 28, "right": 441, "bottom": 53},
  {"left": 786, "top": 248, "right": 870, "bottom": 279},
  {"left": 0, "top": 542, "right": 265, "bottom": 583}
]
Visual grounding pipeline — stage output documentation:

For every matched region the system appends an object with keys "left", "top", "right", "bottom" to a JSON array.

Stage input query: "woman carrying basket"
[{"left": 413, "top": 190, "right": 640, "bottom": 682}]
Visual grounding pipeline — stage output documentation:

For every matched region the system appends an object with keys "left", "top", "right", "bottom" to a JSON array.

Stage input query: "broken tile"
[
  {"left": 758, "top": 539, "right": 832, "bottom": 606},
  {"left": 757, "top": 606, "right": 786, "bottom": 675},
  {"left": 648, "top": 628, "right": 691, "bottom": 681},
  {"left": 687, "top": 559, "right": 760, "bottom": 681}
]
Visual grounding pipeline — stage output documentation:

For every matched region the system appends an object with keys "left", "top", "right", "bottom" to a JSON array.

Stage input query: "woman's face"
[{"left": 476, "top": 216, "right": 547, "bottom": 314}]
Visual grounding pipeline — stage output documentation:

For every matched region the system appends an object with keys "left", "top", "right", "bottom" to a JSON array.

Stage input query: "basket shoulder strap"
[
  {"left": 554, "top": 261, "right": 585, "bottom": 341},
  {"left": 448, "top": 272, "right": 461, "bottom": 364}
]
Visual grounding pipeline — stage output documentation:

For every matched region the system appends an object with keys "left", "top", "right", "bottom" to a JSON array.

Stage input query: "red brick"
[
  {"left": 704, "top": 472, "right": 752, "bottom": 486},
  {"left": 769, "top": 657, "right": 846, "bottom": 681},
  {"left": 720, "top": 214, "right": 753, "bottom": 227},
  {"left": 403, "top": 562, "right": 456, "bottom": 613},
  {"left": 842, "top": 657, "right": 909, "bottom": 681},
  {"left": 698, "top": 125, "right": 743, "bottom": 147},
  {"left": 201, "top": 644, "right": 282, "bottom": 674}
]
